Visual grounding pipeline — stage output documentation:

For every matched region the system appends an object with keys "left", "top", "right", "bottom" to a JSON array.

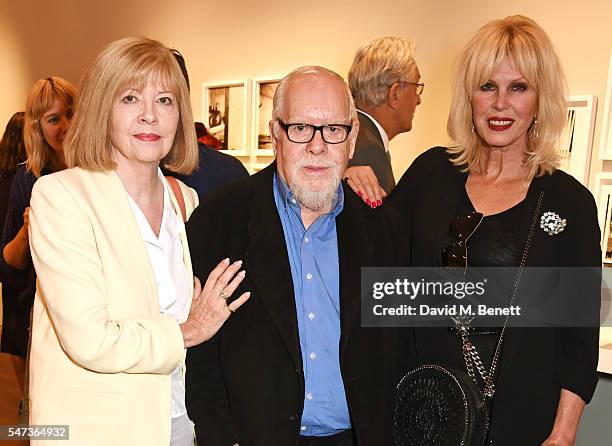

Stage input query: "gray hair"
[
  {"left": 348, "top": 36, "right": 417, "bottom": 107},
  {"left": 271, "top": 66, "right": 357, "bottom": 137}
]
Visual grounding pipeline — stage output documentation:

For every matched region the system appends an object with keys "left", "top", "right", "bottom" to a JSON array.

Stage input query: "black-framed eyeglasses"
[
  {"left": 398, "top": 81, "right": 425, "bottom": 96},
  {"left": 277, "top": 120, "right": 352, "bottom": 144},
  {"left": 442, "top": 212, "right": 483, "bottom": 272}
]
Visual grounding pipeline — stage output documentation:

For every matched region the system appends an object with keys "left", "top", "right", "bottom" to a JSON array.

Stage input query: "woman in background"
[
  {"left": 0, "top": 112, "right": 26, "bottom": 224},
  {"left": 0, "top": 111, "right": 27, "bottom": 391},
  {"left": 391, "top": 16, "right": 599, "bottom": 445},
  {"left": 0, "top": 79, "right": 75, "bottom": 414}
]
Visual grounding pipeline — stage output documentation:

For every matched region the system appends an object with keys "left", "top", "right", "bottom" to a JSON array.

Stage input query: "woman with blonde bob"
[
  {"left": 390, "top": 16, "right": 599, "bottom": 445},
  {"left": 28, "top": 37, "right": 249, "bottom": 446}
]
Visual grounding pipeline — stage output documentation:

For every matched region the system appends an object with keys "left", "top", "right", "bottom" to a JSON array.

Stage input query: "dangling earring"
[
  {"left": 471, "top": 120, "right": 475, "bottom": 134},
  {"left": 528, "top": 116, "right": 539, "bottom": 141}
]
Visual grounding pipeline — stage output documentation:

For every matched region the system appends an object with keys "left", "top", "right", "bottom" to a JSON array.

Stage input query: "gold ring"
[{"left": 219, "top": 290, "right": 229, "bottom": 300}]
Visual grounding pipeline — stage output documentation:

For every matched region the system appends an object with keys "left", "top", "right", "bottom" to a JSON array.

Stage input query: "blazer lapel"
[
  {"left": 89, "top": 169, "right": 160, "bottom": 315},
  {"left": 244, "top": 164, "right": 302, "bottom": 370},
  {"left": 337, "top": 185, "right": 371, "bottom": 356}
]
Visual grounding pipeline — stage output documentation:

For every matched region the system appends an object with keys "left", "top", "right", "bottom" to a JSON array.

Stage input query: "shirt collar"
[
  {"left": 273, "top": 171, "right": 344, "bottom": 220},
  {"left": 357, "top": 109, "right": 390, "bottom": 152},
  {"left": 126, "top": 168, "right": 184, "bottom": 248}
]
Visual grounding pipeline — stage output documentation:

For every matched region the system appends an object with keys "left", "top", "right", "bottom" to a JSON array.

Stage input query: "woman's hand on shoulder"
[
  {"left": 344, "top": 166, "right": 386, "bottom": 208},
  {"left": 180, "top": 258, "right": 250, "bottom": 348}
]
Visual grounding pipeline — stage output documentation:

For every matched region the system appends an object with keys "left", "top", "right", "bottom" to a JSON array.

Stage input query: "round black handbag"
[
  {"left": 394, "top": 192, "right": 545, "bottom": 446},
  {"left": 394, "top": 364, "right": 489, "bottom": 446}
]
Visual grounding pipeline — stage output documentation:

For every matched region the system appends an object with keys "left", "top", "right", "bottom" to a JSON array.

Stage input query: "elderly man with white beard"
[{"left": 185, "top": 66, "right": 409, "bottom": 446}]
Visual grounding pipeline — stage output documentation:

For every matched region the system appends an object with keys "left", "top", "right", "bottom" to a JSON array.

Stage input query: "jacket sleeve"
[
  {"left": 186, "top": 332, "right": 241, "bottom": 445},
  {"left": 0, "top": 168, "right": 32, "bottom": 284},
  {"left": 352, "top": 140, "right": 394, "bottom": 186},
  {"left": 185, "top": 203, "right": 242, "bottom": 445},
  {"left": 29, "top": 174, "right": 184, "bottom": 374},
  {"left": 555, "top": 186, "right": 601, "bottom": 403},
  {"left": 387, "top": 147, "right": 444, "bottom": 216}
]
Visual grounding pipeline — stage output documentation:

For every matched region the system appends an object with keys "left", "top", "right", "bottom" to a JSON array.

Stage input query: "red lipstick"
[{"left": 487, "top": 117, "right": 514, "bottom": 131}]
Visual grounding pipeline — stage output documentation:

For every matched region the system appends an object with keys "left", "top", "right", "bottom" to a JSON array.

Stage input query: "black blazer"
[
  {"left": 186, "top": 163, "right": 408, "bottom": 446},
  {"left": 389, "top": 147, "right": 601, "bottom": 445},
  {"left": 348, "top": 112, "right": 396, "bottom": 194},
  {"left": 163, "top": 142, "right": 249, "bottom": 201}
]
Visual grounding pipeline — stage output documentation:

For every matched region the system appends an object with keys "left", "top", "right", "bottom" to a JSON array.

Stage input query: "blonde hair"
[
  {"left": 64, "top": 36, "right": 198, "bottom": 174},
  {"left": 348, "top": 37, "right": 417, "bottom": 107},
  {"left": 270, "top": 66, "right": 358, "bottom": 137},
  {"left": 24, "top": 77, "right": 76, "bottom": 177},
  {"left": 447, "top": 15, "right": 567, "bottom": 177}
]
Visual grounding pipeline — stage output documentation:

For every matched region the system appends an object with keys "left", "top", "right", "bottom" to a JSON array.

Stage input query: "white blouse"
[{"left": 126, "top": 169, "right": 190, "bottom": 419}]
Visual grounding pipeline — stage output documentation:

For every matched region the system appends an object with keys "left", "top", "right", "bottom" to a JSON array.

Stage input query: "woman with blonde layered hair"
[
  {"left": 447, "top": 15, "right": 567, "bottom": 178},
  {"left": 27, "top": 37, "right": 249, "bottom": 445},
  {"left": 391, "top": 16, "right": 600, "bottom": 445}
]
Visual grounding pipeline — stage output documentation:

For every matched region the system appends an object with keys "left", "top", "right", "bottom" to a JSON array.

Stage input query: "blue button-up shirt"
[{"left": 273, "top": 173, "right": 351, "bottom": 436}]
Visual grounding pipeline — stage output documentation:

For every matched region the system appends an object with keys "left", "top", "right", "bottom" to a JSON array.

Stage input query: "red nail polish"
[
  {"left": 366, "top": 199, "right": 371, "bottom": 206},
  {"left": 357, "top": 191, "right": 363, "bottom": 197},
  {"left": 377, "top": 200, "right": 382, "bottom": 206}
]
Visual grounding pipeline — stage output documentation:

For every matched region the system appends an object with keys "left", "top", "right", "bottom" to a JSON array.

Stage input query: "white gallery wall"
[{"left": 1, "top": 0, "right": 611, "bottom": 187}]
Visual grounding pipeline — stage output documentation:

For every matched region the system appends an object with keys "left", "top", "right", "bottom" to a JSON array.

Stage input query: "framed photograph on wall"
[
  {"left": 599, "top": 46, "right": 612, "bottom": 159},
  {"left": 556, "top": 95, "right": 597, "bottom": 185},
  {"left": 202, "top": 79, "right": 249, "bottom": 155},
  {"left": 595, "top": 172, "right": 612, "bottom": 264},
  {"left": 251, "top": 76, "right": 282, "bottom": 156}
]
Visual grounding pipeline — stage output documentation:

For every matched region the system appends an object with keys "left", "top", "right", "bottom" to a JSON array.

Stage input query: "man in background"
[
  {"left": 344, "top": 37, "right": 422, "bottom": 206},
  {"left": 168, "top": 50, "right": 248, "bottom": 199}
]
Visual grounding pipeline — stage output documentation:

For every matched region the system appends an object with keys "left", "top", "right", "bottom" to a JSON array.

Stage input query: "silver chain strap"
[{"left": 458, "top": 190, "right": 545, "bottom": 400}]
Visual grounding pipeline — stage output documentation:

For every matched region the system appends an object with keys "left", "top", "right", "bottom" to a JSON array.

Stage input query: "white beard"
[{"left": 290, "top": 158, "right": 341, "bottom": 212}]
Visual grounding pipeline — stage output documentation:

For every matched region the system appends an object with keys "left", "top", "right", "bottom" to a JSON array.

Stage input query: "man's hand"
[{"left": 344, "top": 166, "right": 386, "bottom": 208}]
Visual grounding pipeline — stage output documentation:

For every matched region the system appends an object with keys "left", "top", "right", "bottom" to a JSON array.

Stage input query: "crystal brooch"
[{"left": 540, "top": 211, "right": 566, "bottom": 236}]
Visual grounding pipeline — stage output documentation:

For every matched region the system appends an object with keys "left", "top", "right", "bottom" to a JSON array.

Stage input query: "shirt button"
[
  {"left": 301, "top": 426, "right": 307, "bottom": 431},
  {"left": 306, "top": 392, "right": 313, "bottom": 400},
  {"left": 306, "top": 273, "right": 313, "bottom": 280},
  {"left": 291, "top": 198, "right": 297, "bottom": 204},
  {"left": 310, "top": 352, "right": 317, "bottom": 360},
  {"left": 304, "top": 236, "right": 309, "bottom": 243},
  {"left": 308, "top": 312, "right": 315, "bottom": 320}
]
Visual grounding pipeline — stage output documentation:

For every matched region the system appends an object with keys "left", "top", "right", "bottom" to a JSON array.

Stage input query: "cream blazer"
[{"left": 28, "top": 168, "right": 199, "bottom": 445}]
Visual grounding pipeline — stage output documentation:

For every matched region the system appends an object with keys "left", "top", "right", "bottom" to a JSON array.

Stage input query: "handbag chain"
[{"left": 458, "top": 190, "right": 545, "bottom": 399}]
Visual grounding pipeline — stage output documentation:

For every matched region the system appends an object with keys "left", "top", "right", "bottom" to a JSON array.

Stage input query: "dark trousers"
[{"left": 298, "top": 430, "right": 355, "bottom": 446}]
